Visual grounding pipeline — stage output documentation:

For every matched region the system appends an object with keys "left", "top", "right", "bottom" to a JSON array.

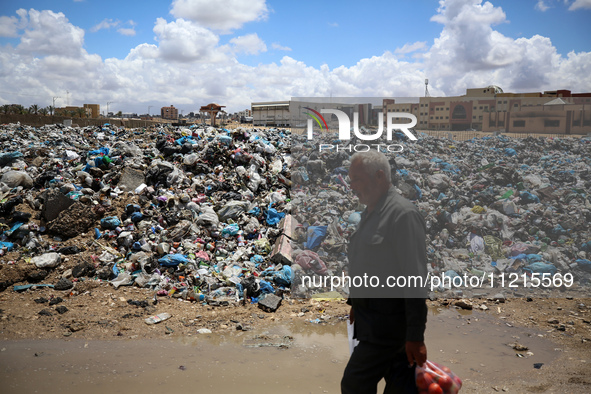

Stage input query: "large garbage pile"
[
  {"left": 289, "top": 132, "right": 591, "bottom": 297},
  {"left": 1, "top": 123, "right": 590, "bottom": 305},
  {"left": 0, "top": 122, "right": 293, "bottom": 309}
]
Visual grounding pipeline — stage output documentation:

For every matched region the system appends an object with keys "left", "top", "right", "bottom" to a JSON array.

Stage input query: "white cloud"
[
  {"left": 17, "top": 9, "right": 85, "bottom": 58},
  {"left": 0, "top": 15, "right": 21, "bottom": 37},
  {"left": 230, "top": 33, "right": 267, "bottom": 55},
  {"left": 569, "top": 0, "right": 591, "bottom": 9},
  {"left": 90, "top": 18, "right": 119, "bottom": 32},
  {"left": 118, "top": 27, "right": 136, "bottom": 36},
  {"left": 153, "top": 18, "right": 224, "bottom": 62},
  {"left": 535, "top": 0, "right": 550, "bottom": 11},
  {"left": 271, "top": 43, "right": 292, "bottom": 51},
  {"left": 394, "top": 41, "right": 427, "bottom": 55},
  {"left": 170, "top": 0, "right": 268, "bottom": 33},
  {"left": 1, "top": 2, "right": 591, "bottom": 115}
]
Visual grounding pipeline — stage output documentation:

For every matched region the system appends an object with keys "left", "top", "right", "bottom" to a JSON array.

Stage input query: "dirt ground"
[{"left": 1, "top": 277, "right": 590, "bottom": 392}]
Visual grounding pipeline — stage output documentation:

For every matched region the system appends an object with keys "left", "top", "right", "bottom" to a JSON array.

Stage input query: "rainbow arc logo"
[{"left": 304, "top": 107, "right": 328, "bottom": 131}]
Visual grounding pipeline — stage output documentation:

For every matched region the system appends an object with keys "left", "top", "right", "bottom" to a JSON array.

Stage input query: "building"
[
  {"left": 55, "top": 106, "right": 92, "bottom": 118},
  {"left": 252, "top": 101, "right": 291, "bottom": 127},
  {"left": 383, "top": 86, "right": 591, "bottom": 134},
  {"left": 83, "top": 104, "right": 100, "bottom": 118},
  {"left": 251, "top": 100, "right": 381, "bottom": 128},
  {"left": 161, "top": 105, "right": 178, "bottom": 120}
]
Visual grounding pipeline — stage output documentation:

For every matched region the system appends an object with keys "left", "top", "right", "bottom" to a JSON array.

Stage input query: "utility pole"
[{"left": 52, "top": 97, "right": 60, "bottom": 112}]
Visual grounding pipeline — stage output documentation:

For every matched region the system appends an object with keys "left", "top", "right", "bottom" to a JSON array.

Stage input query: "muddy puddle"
[{"left": 0, "top": 308, "right": 561, "bottom": 393}]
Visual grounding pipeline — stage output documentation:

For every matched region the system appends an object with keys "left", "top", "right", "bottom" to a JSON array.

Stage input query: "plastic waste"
[
  {"left": 158, "top": 254, "right": 189, "bottom": 267},
  {"left": 145, "top": 312, "right": 172, "bottom": 325}
]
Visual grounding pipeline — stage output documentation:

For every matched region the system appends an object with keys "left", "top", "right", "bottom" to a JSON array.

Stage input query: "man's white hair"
[{"left": 350, "top": 151, "right": 391, "bottom": 182}]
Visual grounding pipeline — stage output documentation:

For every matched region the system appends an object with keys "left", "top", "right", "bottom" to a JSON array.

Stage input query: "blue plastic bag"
[
  {"left": 523, "top": 262, "right": 557, "bottom": 276},
  {"left": 101, "top": 216, "right": 121, "bottom": 230},
  {"left": 303, "top": 226, "right": 328, "bottom": 250},
  {"left": 505, "top": 148, "right": 517, "bottom": 156},
  {"left": 259, "top": 280, "right": 275, "bottom": 294},
  {"left": 130, "top": 212, "right": 143, "bottom": 223},
  {"left": 266, "top": 203, "right": 285, "bottom": 226},
  {"left": 158, "top": 254, "right": 189, "bottom": 267},
  {"left": 0, "top": 151, "right": 23, "bottom": 166},
  {"left": 0, "top": 242, "right": 14, "bottom": 251}
]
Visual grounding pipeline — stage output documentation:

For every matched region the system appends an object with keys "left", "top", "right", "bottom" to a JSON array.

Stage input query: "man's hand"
[
  {"left": 405, "top": 341, "right": 427, "bottom": 367},
  {"left": 349, "top": 306, "right": 355, "bottom": 324}
]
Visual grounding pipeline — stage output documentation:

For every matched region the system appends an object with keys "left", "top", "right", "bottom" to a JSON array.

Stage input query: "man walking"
[{"left": 341, "top": 150, "right": 428, "bottom": 394}]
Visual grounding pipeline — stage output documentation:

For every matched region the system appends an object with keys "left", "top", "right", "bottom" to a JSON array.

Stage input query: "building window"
[
  {"left": 451, "top": 105, "right": 467, "bottom": 120},
  {"left": 479, "top": 106, "right": 483, "bottom": 109},
  {"left": 503, "top": 101, "right": 507, "bottom": 104},
  {"left": 545, "top": 120, "right": 560, "bottom": 127},
  {"left": 513, "top": 120, "right": 525, "bottom": 127},
  {"left": 445, "top": 107, "right": 449, "bottom": 110},
  {"left": 514, "top": 103, "right": 518, "bottom": 107}
]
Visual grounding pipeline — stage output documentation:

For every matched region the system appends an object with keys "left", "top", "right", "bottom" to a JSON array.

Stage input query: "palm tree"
[
  {"left": 69, "top": 110, "right": 77, "bottom": 118},
  {"left": 16, "top": 105, "right": 28, "bottom": 115},
  {"left": 1, "top": 105, "right": 10, "bottom": 115},
  {"left": 47, "top": 105, "right": 54, "bottom": 115},
  {"left": 39, "top": 108, "right": 48, "bottom": 116},
  {"left": 76, "top": 107, "right": 86, "bottom": 118},
  {"left": 29, "top": 104, "right": 39, "bottom": 115}
]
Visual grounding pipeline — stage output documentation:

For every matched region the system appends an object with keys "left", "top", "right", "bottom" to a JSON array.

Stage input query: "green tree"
[
  {"left": 29, "top": 104, "right": 39, "bottom": 115},
  {"left": 1, "top": 105, "right": 10, "bottom": 115},
  {"left": 76, "top": 107, "right": 86, "bottom": 118},
  {"left": 47, "top": 105, "right": 54, "bottom": 115},
  {"left": 39, "top": 107, "right": 48, "bottom": 116},
  {"left": 116, "top": 110, "right": 123, "bottom": 117}
]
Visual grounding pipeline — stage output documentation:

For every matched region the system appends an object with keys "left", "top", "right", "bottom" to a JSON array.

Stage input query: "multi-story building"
[
  {"left": 383, "top": 86, "right": 591, "bottom": 134},
  {"left": 161, "top": 105, "right": 178, "bottom": 120},
  {"left": 55, "top": 106, "right": 92, "bottom": 117},
  {"left": 83, "top": 104, "right": 100, "bottom": 118}
]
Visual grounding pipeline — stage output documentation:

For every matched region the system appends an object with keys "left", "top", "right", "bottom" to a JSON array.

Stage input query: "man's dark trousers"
[{"left": 341, "top": 341, "right": 418, "bottom": 394}]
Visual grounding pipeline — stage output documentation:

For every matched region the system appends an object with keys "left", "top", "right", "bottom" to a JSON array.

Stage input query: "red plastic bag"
[{"left": 415, "top": 360, "right": 462, "bottom": 394}]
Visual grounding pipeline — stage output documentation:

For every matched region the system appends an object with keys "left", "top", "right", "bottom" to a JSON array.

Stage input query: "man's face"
[{"left": 349, "top": 160, "right": 382, "bottom": 208}]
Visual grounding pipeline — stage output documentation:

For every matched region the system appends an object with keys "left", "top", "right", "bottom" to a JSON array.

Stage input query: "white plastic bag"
[{"left": 347, "top": 320, "right": 359, "bottom": 355}]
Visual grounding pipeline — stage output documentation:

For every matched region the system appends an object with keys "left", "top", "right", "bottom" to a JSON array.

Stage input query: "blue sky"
[{"left": 0, "top": 0, "right": 590, "bottom": 113}]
